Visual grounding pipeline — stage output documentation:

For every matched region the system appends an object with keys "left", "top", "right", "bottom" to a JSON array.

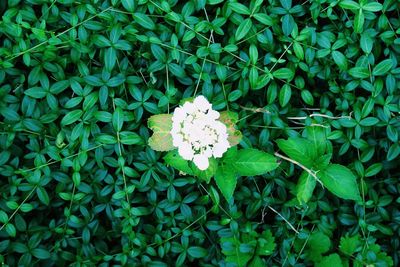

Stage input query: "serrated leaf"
[
  {"left": 147, "top": 114, "right": 174, "bottom": 151},
  {"left": 231, "top": 148, "right": 278, "bottom": 176},
  {"left": 317, "top": 164, "right": 361, "bottom": 201},
  {"left": 256, "top": 230, "right": 276, "bottom": 256},
  {"left": 305, "top": 126, "right": 327, "bottom": 156},
  {"left": 296, "top": 171, "right": 316, "bottom": 204},
  {"left": 215, "top": 164, "right": 237, "bottom": 201},
  {"left": 306, "top": 232, "right": 331, "bottom": 262},
  {"left": 220, "top": 235, "right": 254, "bottom": 267},
  {"left": 191, "top": 157, "right": 217, "bottom": 183},
  {"left": 219, "top": 111, "right": 242, "bottom": 146},
  {"left": 316, "top": 253, "right": 343, "bottom": 267},
  {"left": 276, "top": 138, "right": 317, "bottom": 168},
  {"left": 339, "top": 234, "right": 361, "bottom": 255},
  {"left": 164, "top": 150, "right": 194, "bottom": 175}
]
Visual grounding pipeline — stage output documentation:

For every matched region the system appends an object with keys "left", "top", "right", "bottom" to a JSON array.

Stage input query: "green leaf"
[
  {"left": 316, "top": 254, "right": 343, "bottom": 267},
  {"left": 84, "top": 75, "right": 103, "bottom": 86},
  {"left": 164, "top": 150, "right": 194, "bottom": 175},
  {"left": 61, "top": 110, "right": 83, "bottom": 126},
  {"left": 293, "top": 42, "right": 304, "bottom": 60},
  {"left": 339, "top": 0, "right": 360, "bottom": 9},
  {"left": 362, "top": 2, "right": 382, "bottom": 12},
  {"left": 0, "top": 210, "right": 8, "bottom": 224},
  {"left": 253, "top": 13, "right": 273, "bottom": 25},
  {"left": 169, "top": 63, "right": 186, "bottom": 78},
  {"left": 105, "top": 47, "right": 117, "bottom": 71},
  {"left": 359, "top": 117, "right": 379, "bottom": 126},
  {"left": 112, "top": 107, "right": 124, "bottom": 132},
  {"left": 317, "top": 164, "right": 361, "bottom": 201},
  {"left": 339, "top": 234, "right": 361, "bottom": 255},
  {"left": 282, "top": 14, "right": 295, "bottom": 36},
  {"left": 279, "top": 84, "right": 291, "bottom": 107},
  {"left": 120, "top": 131, "right": 143, "bottom": 145},
  {"left": 147, "top": 114, "right": 174, "bottom": 151},
  {"left": 306, "top": 232, "right": 331, "bottom": 262},
  {"left": 249, "top": 44, "right": 258, "bottom": 64},
  {"left": 348, "top": 66, "right": 369, "bottom": 79},
  {"left": 133, "top": 13, "right": 155, "bottom": 30},
  {"left": 20, "top": 203, "right": 33, "bottom": 212},
  {"left": 121, "top": 0, "right": 136, "bottom": 12},
  {"left": 354, "top": 9, "right": 364, "bottom": 33},
  {"left": 296, "top": 171, "right": 317, "bottom": 204},
  {"left": 187, "top": 247, "right": 208, "bottom": 258},
  {"left": 305, "top": 126, "right": 327, "bottom": 155},
  {"left": 235, "top": 18, "right": 252, "bottom": 41},
  {"left": 192, "top": 158, "right": 217, "bottom": 183},
  {"left": 36, "top": 187, "right": 49, "bottom": 205},
  {"left": 229, "top": 2, "right": 250, "bottom": 15},
  {"left": 220, "top": 235, "right": 254, "bottom": 267},
  {"left": 256, "top": 230, "right": 276, "bottom": 256},
  {"left": 215, "top": 164, "right": 237, "bottom": 201},
  {"left": 231, "top": 148, "right": 278, "bottom": 176},
  {"left": 96, "top": 134, "right": 117, "bottom": 144},
  {"left": 24, "top": 87, "right": 47, "bottom": 98},
  {"left": 387, "top": 143, "right": 400, "bottom": 161},
  {"left": 273, "top": 68, "right": 294, "bottom": 80},
  {"left": 0, "top": 107, "right": 20, "bottom": 121},
  {"left": 360, "top": 33, "right": 373, "bottom": 54},
  {"left": 5, "top": 224, "right": 16, "bottom": 237},
  {"left": 332, "top": 50, "right": 348, "bottom": 71},
  {"left": 49, "top": 80, "right": 69, "bottom": 94},
  {"left": 249, "top": 256, "right": 264, "bottom": 267},
  {"left": 372, "top": 59, "right": 393, "bottom": 76},
  {"left": 31, "top": 248, "right": 51, "bottom": 259},
  {"left": 276, "top": 138, "right": 317, "bottom": 168}
]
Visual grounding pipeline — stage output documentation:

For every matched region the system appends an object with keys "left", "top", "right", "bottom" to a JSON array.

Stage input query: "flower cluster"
[{"left": 171, "top": 96, "right": 230, "bottom": 170}]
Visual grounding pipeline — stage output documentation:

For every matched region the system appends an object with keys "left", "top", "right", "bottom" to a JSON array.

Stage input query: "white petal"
[
  {"left": 194, "top": 95, "right": 212, "bottom": 112},
  {"left": 208, "top": 110, "right": 220, "bottom": 120},
  {"left": 183, "top": 102, "right": 196, "bottom": 114},
  {"left": 178, "top": 142, "right": 194, "bottom": 160},
  {"left": 203, "top": 147, "right": 213, "bottom": 157},
  {"left": 212, "top": 142, "right": 229, "bottom": 158},
  {"left": 193, "top": 154, "right": 209, "bottom": 170},
  {"left": 172, "top": 133, "right": 184, "bottom": 147},
  {"left": 172, "top": 107, "right": 186, "bottom": 123}
]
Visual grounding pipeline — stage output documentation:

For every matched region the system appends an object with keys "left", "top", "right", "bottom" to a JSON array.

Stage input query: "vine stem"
[
  {"left": 0, "top": 185, "right": 37, "bottom": 232},
  {"left": 274, "top": 152, "right": 323, "bottom": 187}
]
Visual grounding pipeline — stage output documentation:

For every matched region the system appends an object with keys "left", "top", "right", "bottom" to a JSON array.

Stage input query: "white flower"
[
  {"left": 170, "top": 95, "right": 230, "bottom": 170},
  {"left": 193, "top": 154, "right": 209, "bottom": 170}
]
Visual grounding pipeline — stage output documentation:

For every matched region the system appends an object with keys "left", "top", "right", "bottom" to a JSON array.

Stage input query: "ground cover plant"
[{"left": 0, "top": 0, "right": 399, "bottom": 266}]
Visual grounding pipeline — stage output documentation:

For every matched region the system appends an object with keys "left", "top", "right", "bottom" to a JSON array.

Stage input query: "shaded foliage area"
[{"left": 0, "top": 0, "right": 399, "bottom": 266}]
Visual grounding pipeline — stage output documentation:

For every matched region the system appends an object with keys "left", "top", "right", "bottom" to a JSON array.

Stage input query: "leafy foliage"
[{"left": 0, "top": 0, "right": 399, "bottom": 266}]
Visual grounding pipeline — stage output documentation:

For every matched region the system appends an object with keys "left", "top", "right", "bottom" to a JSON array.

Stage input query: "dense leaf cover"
[{"left": 0, "top": 0, "right": 399, "bottom": 266}]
